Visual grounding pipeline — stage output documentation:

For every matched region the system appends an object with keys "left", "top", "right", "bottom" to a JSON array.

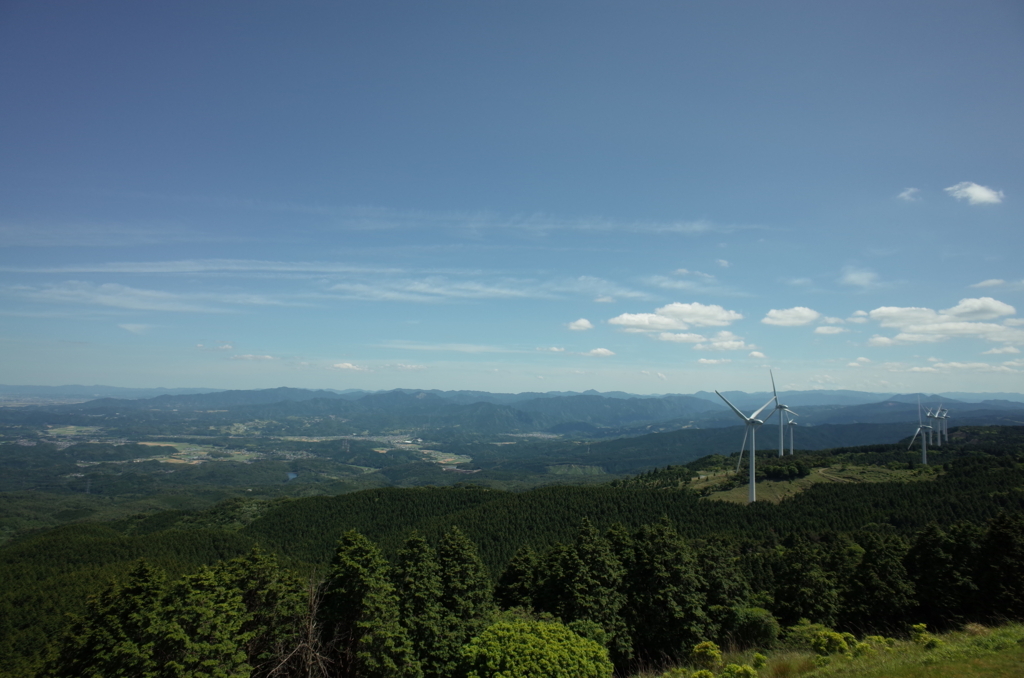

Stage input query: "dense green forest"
[{"left": 1, "top": 426, "right": 1022, "bottom": 676}]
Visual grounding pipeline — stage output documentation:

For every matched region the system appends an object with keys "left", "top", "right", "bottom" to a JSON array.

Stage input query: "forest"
[{"left": 0, "top": 425, "right": 1022, "bottom": 677}]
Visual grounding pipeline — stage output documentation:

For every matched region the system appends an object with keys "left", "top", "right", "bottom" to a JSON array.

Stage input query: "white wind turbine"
[
  {"left": 908, "top": 398, "right": 932, "bottom": 465},
  {"left": 937, "top": 407, "right": 950, "bottom": 444},
  {"left": 768, "top": 371, "right": 798, "bottom": 457},
  {"left": 716, "top": 389, "right": 777, "bottom": 504},
  {"left": 786, "top": 414, "right": 797, "bottom": 455}
]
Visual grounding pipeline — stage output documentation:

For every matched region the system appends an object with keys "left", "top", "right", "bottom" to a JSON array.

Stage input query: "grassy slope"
[
  {"left": 692, "top": 465, "right": 940, "bottom": 505},
  {"left": 637, "top": 623, "right": 1024, "bottom": 678}
]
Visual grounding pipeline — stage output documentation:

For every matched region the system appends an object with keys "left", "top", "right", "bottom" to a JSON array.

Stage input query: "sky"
[{"left": 1, "top": 1, "right": 1023, "bottom": 394}]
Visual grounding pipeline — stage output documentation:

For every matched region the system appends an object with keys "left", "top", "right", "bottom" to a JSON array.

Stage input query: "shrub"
[
  {"left": 814, "top": 655, "right": 832, "bottom": 668},
  {"left": 719, "top": 663, "right": 758, "bottom": 678},
  {"left": 752, "top": 652, "right": 767, "bottom": 669},
  {"left": 852, "top": 641, "right": 873, "bottom": 657},
  {"left": 691, "top": 671, "right": 715, "bottom": 678},
  {"left": 910, "top": 623, "right": 929, "bottom": 644},
  {"left": 810, "top": 630, "right": 849, "bottom": 656},
  {"left": 689, "top": 641, "right": 722, "bottom": 671},
  {"left": 725, "top": 606, "right": 781, "bottom": 649},
  {"left": 783, "top": 619, "right": 833, "bottom": 650},
  {"left": 459, "top": 619, "right": 613, "bottom": 678}
]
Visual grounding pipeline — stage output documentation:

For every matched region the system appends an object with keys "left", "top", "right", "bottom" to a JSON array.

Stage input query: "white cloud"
[
  {"left": 971, "top": 279, "right": 1005, "bottom": 288},
  {"left": 982, "top": 346, "right": 1020, "bottom": 355},
  {"left": 1007, "top": 319, "right": 1024, "bottom": 327},
  {"left": 848, "top": 362, "right": 862, "bottom": 367},
  {"left": 595, "top": 296, "right": 616, "bottom": 303},
  {"left": 118, "top": 323, "right": 152, "bottom": 335},
  {"left": 897, "top": 188, "right": 921, "bottom": 202},
  {"left": 945, "top": 181, "right": 1004, "bottom": 205},
  {"left": 716, "top": 259, "right": 730, "bottom": 268},
  {"left": 583, "top": 348, "right": 615, "bottom": 357},
  {"left": 931, "top": 361, "right": 1017, "bottom": 373},
  {"left": 540, "top": 347, "right": 566, "bottom": 352},
  {"left": 388, "top": 363, "right": 426, "bottom": 370},
  {"left": 609, "top": 301, "right": 742, "bottom": 332},
  {"left": 822, "top": 317, "right": 844, "bottom": 325},
  {"left": 694, "top": 331, "right": 754, "bottom": 351},
  {"left": 867, "top": 297, "right": 1024, "bottom": 345},
  {"left": 657, "top": 332, "right": 707, "bottom": 343},
  {"left": 814, "top": 326, "right": 848, "bottom": 335},
  {"left": 840, "top": 267, "right": 880, "bottom": 289},
  {"left": 847, "top": 310, "right": 869, "bottom": 324},
  {"left": 332, "top": 362, "right": 369, "bottom": 371},
  {"left": 856, "top": 357, "right": 871, "bottom": 363},
  {"left": 762, "top": 307, "right": 821, "bottom": 326},
  {"left": 233, "top": 354, "right": 276, "bottom": 361},
  {"left": 641, "top": 370, "right": 668, "bottom": 380},
  {"left": 698, "top": 358, "right": 732, "bottom": 365},
  {"left": 1004, "top": 359, "right": 1024, "bottom": 368},
  {"left": 749, "top": 351, "right": 766, "bottom": 359},
  {"left": 568, "top": 318, "right": 594, "bottom": 331}
]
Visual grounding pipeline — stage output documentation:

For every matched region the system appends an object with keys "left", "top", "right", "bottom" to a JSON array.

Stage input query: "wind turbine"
[
  {"left": 786, "top": 414, "right": 797, "bottom": 455},
  {"left": 716, "top": 389, "right": 777, "bottom": 504},
  {"left": 908, "top": 398, "right": 931, "bottom": 465},
  {"left": 937, "top": 408, "right": 950, "bottom": 444},
  {"left": 768, "top": 371, "right": 798, "bottom": 457}
]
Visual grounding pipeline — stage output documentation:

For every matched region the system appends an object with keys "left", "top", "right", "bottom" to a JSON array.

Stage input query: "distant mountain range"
[{"left": 3, "top": 385, "right": 1023, "bottom": 440}]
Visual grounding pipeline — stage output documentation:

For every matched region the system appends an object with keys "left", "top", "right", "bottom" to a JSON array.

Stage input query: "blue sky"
[{"left": 2, "top": 1, "right": 1023, "bottom": 394}]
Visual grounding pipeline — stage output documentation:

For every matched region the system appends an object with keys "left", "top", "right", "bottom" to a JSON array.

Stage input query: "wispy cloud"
[
  {"left": 897, "top": 188, "right": 921, "bottom": 202},
  {"left": 762, "top": 307, "right": 821, "bottom": 326},
  {"left": 694, "top": 331, "right": 754, "bottom": 351},
  {"left": 840, "top": 266, "right": 880, "bottom": 289},
  {"left": 814, "top": 326, "right": 848, "bottom": 335},
  {"left": 232, "top": 354, "right": 276, "bottom": 361},
  {"left": 4, "top": 281, "right": 290, "bottom": 313},
  {"left": 698, "top": 358, "right": 731, "bottom": 365},
  {"left": 118, "top": 323, "right": 153, "bottom": 335},
  {"left": 377, "top": 341, "right": 525, "bottom": 354},
  {"left": 583, "top": 348, "right": 615, "bottom": 357},
  {"left": 944, "top": 181, "right": 1004, "bottom": 205},
  {"left": 332, "top": 362, "right": 370, "bottom": 371}
]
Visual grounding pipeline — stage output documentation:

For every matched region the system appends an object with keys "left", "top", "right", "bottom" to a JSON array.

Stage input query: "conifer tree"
[
  {"left": 158, "top": 565, "right": 253, "bottom": 678},
  {"left": 321, "top": 530, "right": 421, "bottom": 678},
  {"left": 772, "top": 538, "right": 840, "bottom": 628},
  {"left": 435, "top": 526, "right": 495, "bottom": 677},
  {"left": 393, "top": 533, "right": 446, "bottom": 678},
  {"left": 976, "top": 512, "right": 1024, "bottom": 621},
  {"left": 840, "top": 532, "right": 915, "bottom": 633},
  {"left": 623, "top": 521, "right": 709, "bottom": 664},
  {"left": 46, "top": 560, "right": 168, "bottom": 678},
  {"left": 495, "top": 544, "right": 540, "bottom": 611}
]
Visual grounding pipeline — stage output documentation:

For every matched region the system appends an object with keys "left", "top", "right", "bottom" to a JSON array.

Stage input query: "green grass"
[
  {"left": 634, "top": 623, "right": 1024, "bottom": 678},
  {"left": 693, "top": 465, "right": 939, "bottom": 505}
]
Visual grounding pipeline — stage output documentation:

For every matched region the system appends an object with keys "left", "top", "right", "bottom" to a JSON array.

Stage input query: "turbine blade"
[
  {"left": 751, "top": 395, "right": 777, "bottom": 421},
  {"left": 716, "top": 390, "right": 750, "bottom": 422},
  {"left": 771, "top": 370, "right": 778, "bottom": 399},
  {"left": 736, "top": 426, "right": 749, "bottom": 472},
  {"left": 908, "top": 427, "right": 921, "bottom": 450}
]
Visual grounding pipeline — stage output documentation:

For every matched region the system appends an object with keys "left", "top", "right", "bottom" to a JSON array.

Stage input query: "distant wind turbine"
[
  {"left": 716, "top": 389, "right": 777, "bottom": 504},
  {"left": 786, "top": 414, "right": 797, "bottom": 455},
  {"left": 908, "top": 398, "right": 931, "bottom": 465},
  {"left": 768, "top": 371, "right": 798, "bottom": 457}
]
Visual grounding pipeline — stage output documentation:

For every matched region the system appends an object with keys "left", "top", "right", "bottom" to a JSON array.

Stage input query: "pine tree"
[
  {"left": 623, "top": 521, "right": 709, "bottom": 664},
  {"left": 321, "top": 530, "right": 421, "bottom": 678},
  {"left": 46, "top": 560, "right": 168, "bottom": 678},
  {"left": 495, "top": 545, "right": 540, "bottom": 611},
  {"left": 393, "top": 533, "right": 446, "bottom": 678},
  {"left": 772, "top": 537, "right": 840, "bottom": 628},
  {"left": 840, "top": 532, "right": 915, "bottom": 634},
  {"left": 976, "top": 512, "right": 1024, "bottom": 621},
  {"left": 435, "top": 527, "right": 495, "bottom": 677}
]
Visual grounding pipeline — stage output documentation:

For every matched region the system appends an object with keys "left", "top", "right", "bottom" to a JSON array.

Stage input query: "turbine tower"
[
  {"left": 768, "top": 371, "right": 798, "bottom": 457},
  {"left": 908, "top": 398, "right": 931, "bottom": 465},
  {"left": 786, "top": 414, "right": 797, "bottom": 455},
  {"left": 716, "top": 389, "right": 777, "bottom": 504}
]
